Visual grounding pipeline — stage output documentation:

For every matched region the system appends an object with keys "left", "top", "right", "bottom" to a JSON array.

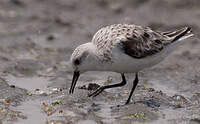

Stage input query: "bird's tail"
[{"left": 162, "top": 27, "right": 194, "bottom": 43}]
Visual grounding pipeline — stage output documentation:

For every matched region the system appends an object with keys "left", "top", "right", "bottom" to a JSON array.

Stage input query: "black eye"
[{"left": 74, "top": 59, "right": 80, "bottom": 65}]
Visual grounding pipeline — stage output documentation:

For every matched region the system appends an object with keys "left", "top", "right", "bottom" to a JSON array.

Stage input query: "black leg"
[
  {"left": 125, "top": 73, "right": 139, "bottom": 105},
  {"left": 88, "top": 73, "right": 127, "bottom": 97}
]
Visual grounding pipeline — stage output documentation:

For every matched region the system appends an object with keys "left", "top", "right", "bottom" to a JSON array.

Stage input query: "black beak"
[{"left": 69, "top": 71, "right": 80, "bottom": 94}]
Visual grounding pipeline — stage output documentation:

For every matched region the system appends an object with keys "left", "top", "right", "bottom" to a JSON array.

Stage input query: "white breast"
[{"left": 102, "top": 45, "right": 176, "bottom": 73}]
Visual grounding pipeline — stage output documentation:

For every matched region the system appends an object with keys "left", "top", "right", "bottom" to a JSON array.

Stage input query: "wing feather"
[{"left": 92, "top": 24, "right": 193, "bottom": 59}]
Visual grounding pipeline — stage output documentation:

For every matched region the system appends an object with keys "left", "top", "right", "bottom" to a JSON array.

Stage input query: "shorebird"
[{"left": 69, "top": 24, "right": 193, "bottom": 105}]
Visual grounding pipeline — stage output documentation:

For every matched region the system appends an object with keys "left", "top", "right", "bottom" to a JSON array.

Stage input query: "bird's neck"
[{"left": 82, "top": 43, "right": 110, "bottom": 71}]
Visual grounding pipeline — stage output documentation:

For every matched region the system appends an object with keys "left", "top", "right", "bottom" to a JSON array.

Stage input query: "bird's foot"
[{"left": 88, "top": 86, "right": 105, "bottom": 97}]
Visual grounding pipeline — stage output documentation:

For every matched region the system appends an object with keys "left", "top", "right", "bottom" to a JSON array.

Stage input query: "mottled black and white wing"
[
  {"left": 120, "top": 26, "right": 192, "bottom": 59},
  {"left": 92, "top": 24, "right": 193, "bottom": 59}
]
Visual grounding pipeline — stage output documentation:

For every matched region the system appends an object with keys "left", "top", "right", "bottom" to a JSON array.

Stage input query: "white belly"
[{"left": 103, "top": 45, "right": 175, "bottom": 73}]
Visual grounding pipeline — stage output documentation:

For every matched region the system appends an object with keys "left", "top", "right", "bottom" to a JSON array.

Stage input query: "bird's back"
[
  {"left": 92, "top": 24, "right": 147, "bottom": 51},
  {"left": 91, "top": 24, "right": 193, "bottom": 60}
]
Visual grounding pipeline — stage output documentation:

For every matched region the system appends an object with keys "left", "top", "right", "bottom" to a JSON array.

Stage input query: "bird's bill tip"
[{"left": 69, "top": 71, "right": 80, "bottom": 94}]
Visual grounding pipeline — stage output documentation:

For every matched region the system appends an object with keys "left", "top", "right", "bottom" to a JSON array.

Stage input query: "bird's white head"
[
  {"left": 70, "top": 42, "right": 100, "bottom": 73},
  {"left": 69, "top": 42, "right": 100, "bottom": 94}
]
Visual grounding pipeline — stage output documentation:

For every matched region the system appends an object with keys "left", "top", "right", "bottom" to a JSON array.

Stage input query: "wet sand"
[{"left": 0, "top": 0, "right": 200, "bottom": 124}]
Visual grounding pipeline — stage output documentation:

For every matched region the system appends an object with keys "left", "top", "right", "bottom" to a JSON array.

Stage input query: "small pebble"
[
  {"left": 88, "top": 83, "right": 100, "bottom": 90},
  {"left": 35, "top": 88, "right": 40, "bottom": 91},
  {"left": 46, "top": 34, "right": 55, "bottom": 41},
  {"left": 10, "top": 85, "right": 15, "bottom": 88},
  {"left": 59, "top": 110, "right": 63, "bottom": 113},
  {"left": 5, "top": 98, "right": 11, "bottom": 104},
  {"left": 148, "top": 88, "right": 155, "bottom": 92},
  {"left": 10, "top": 0, "right": 25, "bottom": 6}
]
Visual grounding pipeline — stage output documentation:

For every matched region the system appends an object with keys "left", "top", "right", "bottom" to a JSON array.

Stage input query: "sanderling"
[{"left": 69, "top": 24, "right": 193, "bottom": 104}]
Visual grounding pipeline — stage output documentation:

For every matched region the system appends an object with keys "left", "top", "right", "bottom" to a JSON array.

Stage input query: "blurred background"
[
  {"left": 0, "top": 0, "right": 200, "bottom": 123},
  {"left": 0, "top": 0, "right": 199, "bottom": 58}
]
